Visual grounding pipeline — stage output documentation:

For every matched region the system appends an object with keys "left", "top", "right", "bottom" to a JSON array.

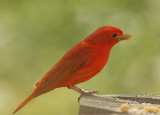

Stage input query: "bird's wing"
[{"left": 34, "top": 44, "right": 92, "bottom": 96}]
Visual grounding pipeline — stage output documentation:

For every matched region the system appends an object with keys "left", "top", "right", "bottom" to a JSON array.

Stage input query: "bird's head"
[{"left": 85, "top": 26, "right": 132, "bottom": 48}]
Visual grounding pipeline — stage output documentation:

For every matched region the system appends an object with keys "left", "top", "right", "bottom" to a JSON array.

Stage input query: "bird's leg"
[
  {"left": 71, "top": 86, "right": 98, "bottom": 102},
  {"left": 71, "top": 86, "right": 98, "bottom": 94}
]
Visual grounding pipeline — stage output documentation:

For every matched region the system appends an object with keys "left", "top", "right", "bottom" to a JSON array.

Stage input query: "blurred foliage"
[{"left": 0, "top": 0, "right": 160, "bottom": 115}]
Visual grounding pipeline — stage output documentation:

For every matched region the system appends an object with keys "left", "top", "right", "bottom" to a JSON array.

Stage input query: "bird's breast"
[{"left": 71, "top": 47, "right": 110, "bottom": 85}]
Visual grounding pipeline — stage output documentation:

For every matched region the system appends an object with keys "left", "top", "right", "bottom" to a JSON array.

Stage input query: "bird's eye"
[{"left": 112, "top": 33, "right": 117, "bottom": 38}]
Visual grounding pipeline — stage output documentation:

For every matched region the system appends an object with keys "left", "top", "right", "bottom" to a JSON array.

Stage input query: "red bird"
[{"left": 13, "top": 26, "right": 132, "bottom": 114}]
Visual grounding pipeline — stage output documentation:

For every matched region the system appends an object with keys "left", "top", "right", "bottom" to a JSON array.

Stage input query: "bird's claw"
[
  {"left": 78, "top": 90, "right": 98, "bottom": 103},
  {"left": 82, "top": 90, "right": 98, "bottom": 95},
  {"left": 78, "top": 95, "right": 82, "bottom": 103}
]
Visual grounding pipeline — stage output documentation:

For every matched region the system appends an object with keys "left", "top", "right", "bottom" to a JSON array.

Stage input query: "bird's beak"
[{"left": 118, "top": 33, "right": 132, "bottom": 41}]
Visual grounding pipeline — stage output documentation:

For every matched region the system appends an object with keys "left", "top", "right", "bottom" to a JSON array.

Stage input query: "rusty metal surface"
[{"left": 79, "top": 94, "right": 160, "bottom": 115}]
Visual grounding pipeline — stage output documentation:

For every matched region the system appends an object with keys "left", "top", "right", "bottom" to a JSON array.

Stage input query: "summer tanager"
[{"left": 13, "top": 26, "right": 132, "bottom": 114}]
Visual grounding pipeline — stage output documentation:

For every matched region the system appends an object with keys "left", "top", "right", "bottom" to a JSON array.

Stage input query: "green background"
[{"left": 1, "top": 0, "right": 160, "bottom": 115}]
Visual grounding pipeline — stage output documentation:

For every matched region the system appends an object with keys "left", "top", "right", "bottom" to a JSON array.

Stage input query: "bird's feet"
[
  {"left": 71, "top": 86, "right": 98, "bottom": 102},
  {"left": 78, "top": 90, "right": 98, "bottom": 102},
  {"left": 81, "top": 90, "right": 98, "bottom": 95}
]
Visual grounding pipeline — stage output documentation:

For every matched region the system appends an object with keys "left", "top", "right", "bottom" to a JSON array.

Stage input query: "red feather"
[{"left": 13, "top": 26, "right": 131, "bottom": 114}]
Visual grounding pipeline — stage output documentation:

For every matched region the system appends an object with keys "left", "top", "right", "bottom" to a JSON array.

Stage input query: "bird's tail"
[{"left": 12, "top": 94, "right": 34, "bottom": 114}]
